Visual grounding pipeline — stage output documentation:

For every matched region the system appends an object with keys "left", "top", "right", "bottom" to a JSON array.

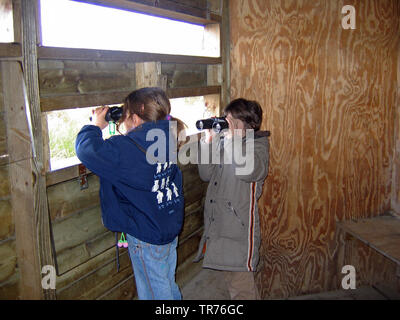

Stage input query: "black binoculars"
[
  {"left": 105, "top": 106, "right": 123, "bottom": 122},
  {"left": 196, "top": 117, "right": 229, "bottom": 133},
  {"left": 89, "top": 106, "right": 123, "bottom": 123}
]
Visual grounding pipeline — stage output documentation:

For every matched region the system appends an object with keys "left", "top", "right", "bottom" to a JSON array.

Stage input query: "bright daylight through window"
[
  {"left": 39, "top": 0, "right": 219, "bottom": 57},
  {"left": 0, "top": 0, "right": 14, "bottom": 43}
]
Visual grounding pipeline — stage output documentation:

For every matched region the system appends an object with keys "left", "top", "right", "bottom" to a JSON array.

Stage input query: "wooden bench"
[{"left": 336, "top": 214, "right": 400, "bottom": 283}]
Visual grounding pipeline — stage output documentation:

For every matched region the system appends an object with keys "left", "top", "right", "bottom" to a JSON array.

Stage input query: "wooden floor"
[
  {"left": 181, "top": 268, "right": 400, "bottom": 300},
  {"left": 181, "top": 268, "right": 230, "bottom": 300},
  {"left": 288, "top": 286, "right": 387, "bottom": 300}
]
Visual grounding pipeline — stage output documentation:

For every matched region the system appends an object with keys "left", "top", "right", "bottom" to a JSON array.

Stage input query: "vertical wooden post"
[
  {"left": 20, "top": 0, "right": 56, "bottom": 299},
  {"left": 221, "top": 0, "right": 230, "bottom": 111},
  {"left": 207, "top": 65, "right": 221, "bottom": 116},
  {"left": 135, "top": 61, "right": 166, "bottom": 90},
  {"left": 204, "top": 23, "right": 220, "bottom": 58},
  {"left": 2, "top": 61, "right": 42, "bottom": 299}
]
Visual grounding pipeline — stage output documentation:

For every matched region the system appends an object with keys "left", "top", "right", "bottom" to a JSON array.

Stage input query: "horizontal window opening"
[
  {"left": 170, "top": 96, "right": 216, "bottom": 136},
  {"left": 0, "top": 0, "right": 14, "bottom": 43},
  {"left": 39, "top": 0, "right": 219, "bottom": 57},
  {"left": 47, "top": 95, "right": 218, "bottom": 171},
  {"left": 47, "top": 106, "right": 118, "bottom": 171}
]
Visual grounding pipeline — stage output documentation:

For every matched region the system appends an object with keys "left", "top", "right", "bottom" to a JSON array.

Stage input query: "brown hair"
[
  {"left": 118, "top": 87, "right": 187, "bottom": 148},
  {"left": 224, "top": 98, "right": 263, "bottom": 131}
]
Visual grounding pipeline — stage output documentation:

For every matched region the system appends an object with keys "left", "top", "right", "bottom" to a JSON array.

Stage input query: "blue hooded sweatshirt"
[{"left": 75, "top": 120, "right": 184, "bottom": 245}]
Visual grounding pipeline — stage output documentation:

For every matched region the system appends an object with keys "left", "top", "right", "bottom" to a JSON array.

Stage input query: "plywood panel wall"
[
  {"left": 230, "top": 0, "right": 400, "bottom": 298},
  {"left": 391, "top": 30, "right": 400, "bottom": 215}
]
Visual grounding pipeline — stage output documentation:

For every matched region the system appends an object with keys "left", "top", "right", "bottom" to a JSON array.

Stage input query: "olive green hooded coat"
[{"left": 194, "top": 130, "right": 270, "bottom": 272}]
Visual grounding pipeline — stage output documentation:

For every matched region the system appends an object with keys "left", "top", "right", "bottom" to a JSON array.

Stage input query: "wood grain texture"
[
  {"left": 230, "top": 0, "right": 400, "bottom": 298},
  {"left": 56, "top": 248, "right": 133, "bottom": 299},
  {"left": 391, "top": 29, "right": 400, "bottom": 216},
  {"left": 340, "top": 232, "right": 399, "bottom": 290},
  {"left": 0, "top": 165, "right": 13, "bottom": 240},
  {"left": 337, "top": 215, "right": 400, "bottom": 264},
  {"left": 47, "top": 174, "right": 101, "bottom": 221},
  {"left": 0, "top": 62, "right": 17, "bottom": 298},
  {"left": 40, "top": 91, "right": 131, "bottom": 112},
  {"left": 0, "top": 239, "right": 19, "bottom": 299},
  {"left": 0, "top": 65, "right": 12, "bottom": 242},
  {"left": 0, "top": 239, "right": 17, "bottom": 287},
  {"left": 2, "top": 60, "right": 42, "bottom": 299},
  {"left": 38, "top": 60, "right": 136, "bottom": 97},
  {"left": 21, "top": 0, "right": 56, "bottom": 299},
  {"left": 135, "top": 61, "right": 163, "bottom": 89},
  {"left": 0, "top": 63, "right": 8, "bottom": 168},
  {"left": 220, "top": 0, "right": 231, "bottom": 109},
  {"left": 38, "top": 59, "right": 220, "bottom": 111},
  {"left": 0, "top": 43, "right": 21, "bottom": 58},
  {"left": 162, "top": 63, "right": 207, "bottom": 89}
]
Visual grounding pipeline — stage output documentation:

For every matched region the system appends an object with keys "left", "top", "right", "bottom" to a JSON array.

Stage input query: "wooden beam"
[
  {"left": 40, "top": 86, "right": 221, "bottom": 112},
  {"left": 72, "top": 0, "right": 221, "bottom": 25},
  {"left": 37, "top": 46, "right": 221, "bottom": 65},
  {"left": 40, "top": 91, "right": 130, "bottom": 112},
  {"left": 167, "top": 85, "right": 220, "bottom": 99},
  {"left": 21, "top": 0, "right": 55, "bottom": 299},
  {"left": 0, "top": 43, "right": 22, "bottom": 59},
  {"left": 46, "top": 166, "right": 93, "bottom": 187},
  {"left": 46, "top": 158, "right": 199, "bottom": 188},
  {"left": 2, "top": 60, "right": 42, "bottom": 299}
]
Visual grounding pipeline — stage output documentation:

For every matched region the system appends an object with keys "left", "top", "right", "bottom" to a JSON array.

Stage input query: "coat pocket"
[
  {"left": 227, "top": 201, "right": 245, "bottom": 228},
  {"left": 216, "top": 199, "right": 246, "bottom": 239}
]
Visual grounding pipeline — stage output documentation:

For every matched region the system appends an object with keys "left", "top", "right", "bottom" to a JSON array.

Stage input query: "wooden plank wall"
[
  {"left": 0, "top": 1, "right": 19, "bottom": 300},
  {"left": 0, "top": 65, "right": 20, "bottom": 300},
  {"left": 49, "top": 162, "right": 208, "bottom": 300},
  {"left": 0, "top": 0, "right": 224, "bottom": 299},
  {"left": 230, "top": 0, "right": 400, "bottom": 298}
]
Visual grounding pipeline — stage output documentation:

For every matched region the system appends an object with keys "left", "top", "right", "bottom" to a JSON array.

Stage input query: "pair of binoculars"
[
  {"left": 105, "top": 106, "right": 123, "bottom": 122},
  {"left": 196, "top": 117, "right": 229, "bottom": 133},
  {"left": 94, "top": 108, "right": 230, "bottom": 135},
  {"left": 89, "top": 106, "right": 123, "bottom": 122}
]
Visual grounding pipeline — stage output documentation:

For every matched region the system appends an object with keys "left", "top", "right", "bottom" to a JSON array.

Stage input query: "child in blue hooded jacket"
[{"left": 75, "top": 87, "right": 186, "bottom": 300}]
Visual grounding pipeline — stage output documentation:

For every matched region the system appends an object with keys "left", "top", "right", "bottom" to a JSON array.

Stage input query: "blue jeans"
[{"left": 126, "top": 234, "right": 181, "bottom": 300}]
